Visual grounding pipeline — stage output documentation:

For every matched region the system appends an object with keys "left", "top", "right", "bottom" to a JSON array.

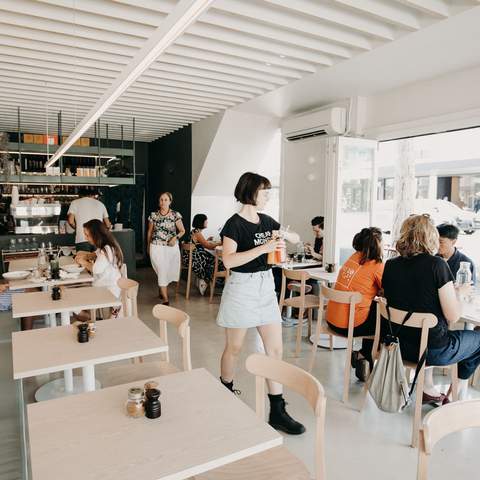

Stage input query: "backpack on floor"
[{"left": 368, "top": 307, "right": 426, "bottom": 413}]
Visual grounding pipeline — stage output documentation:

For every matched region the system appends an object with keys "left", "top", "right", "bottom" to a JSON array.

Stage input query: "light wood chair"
[
  {"left": 308, "top": 285, "right": 366, "bottom": 404},
  {"left": 117, "top": 277, "right": 139, "bottom": 317},
  {"left": 279, "top": 269, "right": 321, "bottom": 357},
  {"left": 100, "top": 304, "right": 192, "bottom": 387},
  {"left": 176, "top": 242, "right": 195, "bottom": 300},
  {"left": 368, "top": 300, "right": 459, "bottom": 448},
  {"left": 417, "top": 399, "right": 480, "bottom": 479},
  {"left": 196, "top": 353, "right": 326, "bottom": 480},
  {"left": 120, "top": 263, "right": 128, "bottom": 278},
  {"left": 209, "top": 247, "right": 229, "bottom": 303}
]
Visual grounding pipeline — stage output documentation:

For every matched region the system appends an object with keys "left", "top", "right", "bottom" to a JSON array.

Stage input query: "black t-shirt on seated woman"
[
  {"left": 382, "top": 253, "right": 454, "bottom": 358},
  {"left": 221, "top": 213, "right": 280, "bottom": 273}
]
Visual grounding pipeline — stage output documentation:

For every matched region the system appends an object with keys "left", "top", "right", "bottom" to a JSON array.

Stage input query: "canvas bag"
[{"left": 368, "top": 307, "right": 426, "bottom": 413}]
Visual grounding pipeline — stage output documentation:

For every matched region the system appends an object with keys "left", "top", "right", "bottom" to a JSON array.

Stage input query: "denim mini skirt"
[{"left": 216, "top": 270, "right": 282, "bottom": 328}]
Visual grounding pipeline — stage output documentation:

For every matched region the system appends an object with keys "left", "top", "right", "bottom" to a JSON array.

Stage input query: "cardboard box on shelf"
[
  {"left": 33, "top": 134, "right": 44, "bottom": 144},
  {"left": 61, "top": 136, "right": 82, "bottom": 146},
  {"left": 80, "top": 137, "right": 90, "bottom": 147},
  {"left": 44, "top": 134, "right": 58, "bottom": 145},
  {"left": 23, "top": 133, "right": 34, "bottom": 143}
]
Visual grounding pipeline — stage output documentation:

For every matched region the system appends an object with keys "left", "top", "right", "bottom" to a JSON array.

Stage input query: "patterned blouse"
[{"left": 148, "top": 210, "right": 182, "bottom": 244}]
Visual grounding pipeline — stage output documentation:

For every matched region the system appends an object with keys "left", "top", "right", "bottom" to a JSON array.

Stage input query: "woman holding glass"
[
  {"left": 147, "top": 192, "right": 185, "bottom": 305},
  {"left": 217, "top": 172, "right": 305, "bottom": 435}
]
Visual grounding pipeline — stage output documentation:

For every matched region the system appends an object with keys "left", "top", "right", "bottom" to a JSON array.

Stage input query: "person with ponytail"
[{"left": 325, "top": 227, "right": 384, "bottom": 381}]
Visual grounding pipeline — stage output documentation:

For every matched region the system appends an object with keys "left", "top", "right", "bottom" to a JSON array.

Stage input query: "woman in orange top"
[{"left": 325, "top": 227, "right": 384, "bottom": 380}]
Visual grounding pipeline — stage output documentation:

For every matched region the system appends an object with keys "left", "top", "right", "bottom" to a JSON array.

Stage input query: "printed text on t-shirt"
[{"left": 253, "top": 231, "right": 272, "bottom": 246}]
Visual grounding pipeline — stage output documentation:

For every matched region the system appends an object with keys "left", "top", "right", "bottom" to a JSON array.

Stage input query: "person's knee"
[
  {"left": 266, "top": 346, "right": 283, "bottom": 360},
  {"left": 225, "top": 342, "right": 243, "bottom": 357}
]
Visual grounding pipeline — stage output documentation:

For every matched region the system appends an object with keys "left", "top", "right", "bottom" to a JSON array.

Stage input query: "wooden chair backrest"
[
  {"left": 375, "top": 300, "right": 437, "bottom": 363},
  {"left": 417, "top": 399, "right": 480, "bottom": 479},
  {"left": 279, "top": 269, "right": 310, "bottom": 304},
  {"left": 120, "top": 263, "right": 128, "bottom": 278},
  {"left": 152, "top": 304, "right": 192, "bottom": 371},
  {"left": 319, "top": 284, "right": 362, "bottom": 336},
  {"left": 246, "top": 353, "right": 326, "bottom": 480},
  {"left": 117, "top": 277, "right": 139, "bottom": 317}
]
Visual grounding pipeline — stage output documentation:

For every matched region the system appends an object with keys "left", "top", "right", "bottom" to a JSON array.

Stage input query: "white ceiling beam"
[
  {"left": 262, "top": 0, "right": 395, "bottom": 40},
  {"left": 0, "top": 59, "right": 264, "bottom": 96},
  {"left": 117, "top": 0, "right": 352, "bottom": 58},
  {"left": 210, "top": 0, "right": 372, "bottom": 50},
  {"left": 47, "top": 0, "right": 216, "bottom": 167},
  {"left": 331, "top": 0, "right": 421, "bottom": 30},
  {"left": 394, "top": 0, "right": 449, "bottom": 18}
]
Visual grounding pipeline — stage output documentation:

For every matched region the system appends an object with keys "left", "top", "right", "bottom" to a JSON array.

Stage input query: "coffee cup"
[{"left": 114, "top": 223, "right": 123, "bottom": 230}]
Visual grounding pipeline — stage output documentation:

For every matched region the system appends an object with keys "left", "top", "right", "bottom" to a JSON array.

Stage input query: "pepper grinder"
[
  {"left": 144, "top": 388, "right": 161, "bottom": 419},
  {"left": 77, "top": 323, "right": 89, "bottom": 343},
  {"left": 51, "top": 286, "right": 61, "bottom": 301}
]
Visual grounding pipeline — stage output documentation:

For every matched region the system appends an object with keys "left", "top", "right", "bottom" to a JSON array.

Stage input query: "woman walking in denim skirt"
[{"left": 217, "top": 172, "right": 305, "bottom": 435}]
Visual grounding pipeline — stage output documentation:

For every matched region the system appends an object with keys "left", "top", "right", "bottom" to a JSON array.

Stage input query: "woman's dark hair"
[
  {"left": 352, "top": 227, "right": 383, "bottom": 264},
  {"left": 311, "top": 216, "right": 324, "bottom": 228},
  {"left": 83, "top": 219, "right": 124, "bottom": 269},
  {"left": 234, "top": 172, "right": 271, "bottom": 206},
  {"left": 437, "top": 223, "right": 459, "bottom": 240},
  {"left": 192, "top": 214, "right": 207, "bottom": 230}
]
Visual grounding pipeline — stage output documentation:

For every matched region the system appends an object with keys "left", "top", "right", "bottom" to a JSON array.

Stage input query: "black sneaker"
[{"left": 268, "top": 397, "right": 306, "bottom": 435}]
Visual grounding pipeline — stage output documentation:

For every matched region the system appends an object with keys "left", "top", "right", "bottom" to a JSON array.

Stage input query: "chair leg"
[
  {"left": 308, "top": 319, "right": 321, "bottom": 372},
  {"left": 186, "top": 267, "right": 192, "bottom": 300},
  {"left": 451, "top": 364, "right": 459, "bottom": 402},
  {"left": 471, "top": 366, "right": 480, "bottom": 387},
  {"left": 329, "top": 334, "right": 333, "bottom": 351},
  {"left": 209, "top": 274, "right": 216, "bottom": 303},
  {"left": 342, "top": 337, "right": 353, "bottom": 404},
  {"left": 295, "top": 307, "right": 305, "bottom": 357},
  {"left": 411, "top": 368, "right": 426, "bottom": 448},
  {"left": 307, "top": 308, "right": 313, "bottom": 338}
]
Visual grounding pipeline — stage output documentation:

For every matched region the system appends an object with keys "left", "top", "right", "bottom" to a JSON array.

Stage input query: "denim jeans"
[{"left": 427, "top": 330, "right": 480, "bottom": 380}]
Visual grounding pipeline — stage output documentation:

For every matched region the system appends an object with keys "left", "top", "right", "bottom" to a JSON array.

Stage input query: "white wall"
[
  {"left": 191, "top": 110, "right": 281, "bottom": 234},
  {"left": 364, "top": 65, "right": 480, "bottom": 140}
]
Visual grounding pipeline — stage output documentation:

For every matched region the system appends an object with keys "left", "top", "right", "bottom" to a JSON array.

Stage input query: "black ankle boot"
[
  {"left": 220, "top": 377, "right": 241, "bottom": 395},
  {"left": 268, "top": 394, "right": 306, "bottom": 435}
]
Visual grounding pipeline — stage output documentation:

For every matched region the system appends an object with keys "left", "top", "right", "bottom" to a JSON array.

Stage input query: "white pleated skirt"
[
  {"left": 150, "top": 244, "right": 180, "bottom": 287},
  {"left": 216, "top": 270, "right": 282, "bottom": 329}
]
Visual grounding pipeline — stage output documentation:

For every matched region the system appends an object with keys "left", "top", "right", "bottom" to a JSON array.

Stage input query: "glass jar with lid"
[{"left": 125, "top": 387, "right": 144, "bottom": 418}]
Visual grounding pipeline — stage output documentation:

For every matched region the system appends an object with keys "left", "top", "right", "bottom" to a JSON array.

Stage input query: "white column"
[{"left": 82, "top": 365, "right": 96, "bottom": 392}]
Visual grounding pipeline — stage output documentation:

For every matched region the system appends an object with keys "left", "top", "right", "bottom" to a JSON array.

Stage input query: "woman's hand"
[
  {"left": 261, "top": 238, "right": 285, "bottom": 254},
  {"left": 456, "top": 282, "right": 473, "bottom": 298},
  {"left": 168, "top": 237, "right": 177, "bottom": 247}
]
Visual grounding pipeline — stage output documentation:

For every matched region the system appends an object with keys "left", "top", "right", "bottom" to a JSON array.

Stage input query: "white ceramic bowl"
[
  {"left": 62, "top": 264, "right": 84, "bottom": 274},
  {"left": 3, "top": 270, "right": 30, "bottom": 280}
]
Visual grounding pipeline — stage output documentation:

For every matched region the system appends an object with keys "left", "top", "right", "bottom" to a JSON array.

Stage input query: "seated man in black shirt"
[
  {"left": 436, "top": 223, "right": 476, "bottom": 285},
  {"left": 305, "top": 216, "right": 324, "bottom": 262}
]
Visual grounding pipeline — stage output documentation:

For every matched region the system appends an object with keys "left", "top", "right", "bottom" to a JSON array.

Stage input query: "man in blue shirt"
[{"left": 437, "top": 223, "right": 476, "bottom": 285}]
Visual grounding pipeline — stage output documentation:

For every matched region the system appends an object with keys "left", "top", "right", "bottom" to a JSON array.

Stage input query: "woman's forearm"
[{"left": 223, "top": 245, "right": 265, "bottom": 269}]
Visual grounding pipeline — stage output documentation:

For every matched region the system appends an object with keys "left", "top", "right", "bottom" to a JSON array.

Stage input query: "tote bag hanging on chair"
[{"left": 368, "top": 308, "right": 426, "bottom": 413}]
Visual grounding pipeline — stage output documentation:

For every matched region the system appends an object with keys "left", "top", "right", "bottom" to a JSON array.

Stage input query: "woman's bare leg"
[
  {"left": 159, "top": 286, "right": 169, "bottom": 303},
  {"left": 220, "top": 328, "right": 248, "bottom": 382},
  {"left": 257, "top": 323, "right": 283, "bottom": 395}
]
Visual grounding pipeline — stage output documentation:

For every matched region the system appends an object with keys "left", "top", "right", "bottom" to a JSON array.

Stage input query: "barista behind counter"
[{"left": 67, "top": 187, "right": 111, "bottom": 253}]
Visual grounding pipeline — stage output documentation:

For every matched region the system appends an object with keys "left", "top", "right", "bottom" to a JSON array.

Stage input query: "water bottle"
[
  {"left": 456, "top": 262, "right": 472, "bottom": 287},
  {"left": 296, "top": 242, "right": 305, "bottom": 263}
]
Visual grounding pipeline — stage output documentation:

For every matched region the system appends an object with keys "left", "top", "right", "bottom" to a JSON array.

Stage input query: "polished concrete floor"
[{"left": 1, "top": 267, "right": 480, "bottom": 480}]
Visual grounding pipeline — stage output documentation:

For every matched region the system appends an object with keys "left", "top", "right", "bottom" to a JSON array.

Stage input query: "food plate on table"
[
  {"left": 59, "top": 270, "right": 80, "bottom": 279},
  {"left": 3, "top": 271, "right": 30, "bottom": 280},
  {"left": 62, "top": 264, "right": 84, "bottom": 274}
]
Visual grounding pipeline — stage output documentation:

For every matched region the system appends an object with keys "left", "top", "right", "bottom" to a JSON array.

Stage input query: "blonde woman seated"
[
  {"left": 75, "top": 219, "right": 123, "bottom": 319},
  {"left": 382, "top": 214, "right": 478, "bottom": 405}
]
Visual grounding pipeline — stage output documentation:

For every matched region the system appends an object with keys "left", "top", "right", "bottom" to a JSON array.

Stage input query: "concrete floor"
[{"left": 1, "top": 266, "right": 480, "bottom": 480}]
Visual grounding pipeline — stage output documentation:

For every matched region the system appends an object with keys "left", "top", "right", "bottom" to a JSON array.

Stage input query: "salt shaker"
[{"left": 144, "top": 388, "right": 161, "bottom": 419}]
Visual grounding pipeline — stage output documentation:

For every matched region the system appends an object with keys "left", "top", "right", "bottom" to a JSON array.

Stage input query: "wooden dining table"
[
  {"left": 12, "top": 316, "right": 168, "bottom": 398},
  {"left": 12, "top": 286, "right": 122, "bottom": 400},
  {"left": 26, "top": 368, "right": 282, "bottom": 480}
]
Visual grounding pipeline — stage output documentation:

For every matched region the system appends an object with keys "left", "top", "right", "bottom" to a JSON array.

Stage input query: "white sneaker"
[{"left": 198, "top": 279, "right": 208, "bottom": 296}]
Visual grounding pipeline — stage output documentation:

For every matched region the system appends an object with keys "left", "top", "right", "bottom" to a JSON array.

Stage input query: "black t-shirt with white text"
[
  {"left": 221, "top": 213, "right": 281, "bottom": 273},
  {"left": 383, "top": 253, "right": 453, "bottom": 359}
]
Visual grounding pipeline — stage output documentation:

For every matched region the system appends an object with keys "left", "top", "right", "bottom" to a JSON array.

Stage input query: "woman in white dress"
[
  {"left": 76, "top": 219, "right": 123, "bottom": 319},
  {"left": 217, "top": 172, "right": 305, "bottom": 435},
  {"left": 147, "top": 192, "right": 185, "bottom": 305}
]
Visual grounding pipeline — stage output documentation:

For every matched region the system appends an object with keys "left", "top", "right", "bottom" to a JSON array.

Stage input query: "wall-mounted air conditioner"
[{"left": 282, "top": 107, "right": 346, "bottom": 141}]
